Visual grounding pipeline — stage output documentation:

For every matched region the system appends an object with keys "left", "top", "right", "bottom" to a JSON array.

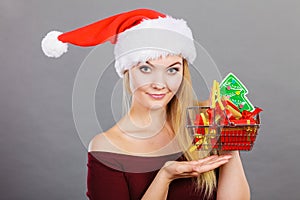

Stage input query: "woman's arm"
[
  {"left": 141, "top": 154, "right": 232, "bottom": 200},
  {"left": 217, "top": 151, "right": 250, "bottom": 200}
]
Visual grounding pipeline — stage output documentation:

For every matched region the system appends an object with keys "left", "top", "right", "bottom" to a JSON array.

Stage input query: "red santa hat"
[{"left": 41, "top": 8, "right": 196, "bottom": 77}]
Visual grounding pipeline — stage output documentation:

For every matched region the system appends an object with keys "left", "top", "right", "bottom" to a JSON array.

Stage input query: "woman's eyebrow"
[{"left": 145, "top": 61, "right": 182, "bottom": 68}]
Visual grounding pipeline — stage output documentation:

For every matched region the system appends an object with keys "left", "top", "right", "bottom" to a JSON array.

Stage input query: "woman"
[
  {"left": 41, "top": 8, "right": 250, "bottom": 200},
  {"left": 87, "top": 54, "right": 250, "bottom": 200}
]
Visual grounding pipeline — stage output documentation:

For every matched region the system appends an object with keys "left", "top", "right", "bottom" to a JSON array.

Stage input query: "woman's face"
[{"left": 128, "top": 55, "right": 183, "bottom": 110}]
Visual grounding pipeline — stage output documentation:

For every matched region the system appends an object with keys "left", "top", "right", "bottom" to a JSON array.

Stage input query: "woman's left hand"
[{"left": 160, "top": 154, "right": 233, "bottom": 183}]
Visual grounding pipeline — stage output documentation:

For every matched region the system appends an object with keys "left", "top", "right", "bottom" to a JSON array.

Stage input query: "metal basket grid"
[{"left": 186, "top": 106, "right": 260, "bottom": 151}]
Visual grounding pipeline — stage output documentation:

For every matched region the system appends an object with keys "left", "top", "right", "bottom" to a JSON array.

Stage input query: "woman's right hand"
[{"left": 159, "top": 154, "right": 232, "bottom": 183}]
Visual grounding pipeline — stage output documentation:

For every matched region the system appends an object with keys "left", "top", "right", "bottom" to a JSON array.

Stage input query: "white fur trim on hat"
[
  {"left": 114, "top": 16, "right": 196, "bottom": 78},
  {"left": 41, "top": 31, "right": 68, "bottom": 58}
]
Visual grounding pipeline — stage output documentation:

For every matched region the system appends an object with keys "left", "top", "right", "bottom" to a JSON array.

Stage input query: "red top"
[{"left": 86, "top": 151, "right": 218, "bottom": 200}]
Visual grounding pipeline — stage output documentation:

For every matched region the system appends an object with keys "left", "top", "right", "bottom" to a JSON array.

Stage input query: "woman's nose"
[
  {"left": 151, "top": 82, "right": 166, "bottom": 89},
  {"left": 150, "top": 71, "right": 166, "bottom": 89}
]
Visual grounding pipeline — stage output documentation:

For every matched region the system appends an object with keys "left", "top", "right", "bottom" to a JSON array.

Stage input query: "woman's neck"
[
  {"left": 130, "top": 106, "right": 166, "bottom": 126},
  {"left": 117, "top": 103, "right": 170, "bottom": 139}
]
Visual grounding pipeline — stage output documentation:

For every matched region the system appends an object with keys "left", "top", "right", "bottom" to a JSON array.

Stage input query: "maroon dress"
[{"left": 86, "top": 151, "right": 217, "bottom": 200}]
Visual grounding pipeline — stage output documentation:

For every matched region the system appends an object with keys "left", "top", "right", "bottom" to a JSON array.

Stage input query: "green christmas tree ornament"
[{"left": 220, "top": 73, "right": 254, "bottom": 112}]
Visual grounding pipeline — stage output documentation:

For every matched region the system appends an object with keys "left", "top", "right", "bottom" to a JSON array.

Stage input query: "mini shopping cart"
[{"left": 186, "top": 106, "right": 261, "bottom": 152}]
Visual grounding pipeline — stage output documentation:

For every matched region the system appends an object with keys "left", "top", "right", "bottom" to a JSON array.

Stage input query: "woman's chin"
[{"left": 149, "top": 104, "right": 166, "bottom": 110}]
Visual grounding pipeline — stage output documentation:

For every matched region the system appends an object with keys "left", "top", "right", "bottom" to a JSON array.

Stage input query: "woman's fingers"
[
  {"left": 196, "top": 159, "right": 228, "bottom": 172},
  {"left": 196, "top": 154, "right": 231, "bottom": 165},
  {"left": 180, "top": 159, "right": 228, "bottom": 178},
  {"left": 176, "top": 163, "right": 201, "bottom": 174},
  {"left": 162, "top": 154, "right": 233, "bottom": 180},
  {"left": 197, "top": 155, "right": 219, "bottom": 163},
  {"left": 193, "top": 155, "right": 232, "bottom": 173}
]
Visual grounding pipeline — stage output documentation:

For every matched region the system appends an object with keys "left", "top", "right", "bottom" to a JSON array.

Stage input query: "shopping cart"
[{"left": 186, "top": 106, "right": 261, "bottom": 152}]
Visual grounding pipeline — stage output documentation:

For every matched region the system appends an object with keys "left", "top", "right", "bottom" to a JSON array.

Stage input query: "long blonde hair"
[{"left": 122, "top": 58, "right": 216, "bottom": 197}]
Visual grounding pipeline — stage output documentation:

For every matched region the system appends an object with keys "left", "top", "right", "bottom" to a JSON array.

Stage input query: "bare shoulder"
[
  {"left": 88, "top": 126, "right": 122, "bottom": 152},
  {"left": 88, "top": 132, "right": 107, "bottom": 152}
]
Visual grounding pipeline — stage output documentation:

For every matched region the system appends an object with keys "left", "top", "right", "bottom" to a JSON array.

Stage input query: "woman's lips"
[{"left": 147, "top": 93, "right": 166, "bottom": 100}]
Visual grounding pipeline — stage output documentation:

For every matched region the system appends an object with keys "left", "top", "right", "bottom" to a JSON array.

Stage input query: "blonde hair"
[{"left": 122, "top": 58, "right": 216, "bottom": 198}]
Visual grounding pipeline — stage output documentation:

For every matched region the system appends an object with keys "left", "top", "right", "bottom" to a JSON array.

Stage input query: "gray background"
[{"left": 1, "top": 0, "right": 299, "bottom": 199}]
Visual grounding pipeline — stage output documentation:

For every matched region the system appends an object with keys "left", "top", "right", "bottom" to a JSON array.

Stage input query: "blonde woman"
[
  {"left": 41, "top": 8, "right": 250, "bottom": 200},
  {"left": 87, "top": 54, "right": 250, "bottom": 200}
]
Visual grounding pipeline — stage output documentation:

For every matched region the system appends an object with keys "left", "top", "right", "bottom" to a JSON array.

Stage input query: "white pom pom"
[{"left": 41, "top": 31, "right": 68, "bottom": 58}]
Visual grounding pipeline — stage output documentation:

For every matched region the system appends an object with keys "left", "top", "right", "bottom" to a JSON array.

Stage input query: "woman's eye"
[
  {"left": 167, "top": 67, "right": 179, "bottom": 74},
  {"left": 139, "top": 65, "right": 152, "bottom": 73}
]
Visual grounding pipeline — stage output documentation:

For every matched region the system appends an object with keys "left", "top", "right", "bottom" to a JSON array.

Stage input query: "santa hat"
[{"left": 41, "top": 8, "right": 196, "bottom": 77}]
